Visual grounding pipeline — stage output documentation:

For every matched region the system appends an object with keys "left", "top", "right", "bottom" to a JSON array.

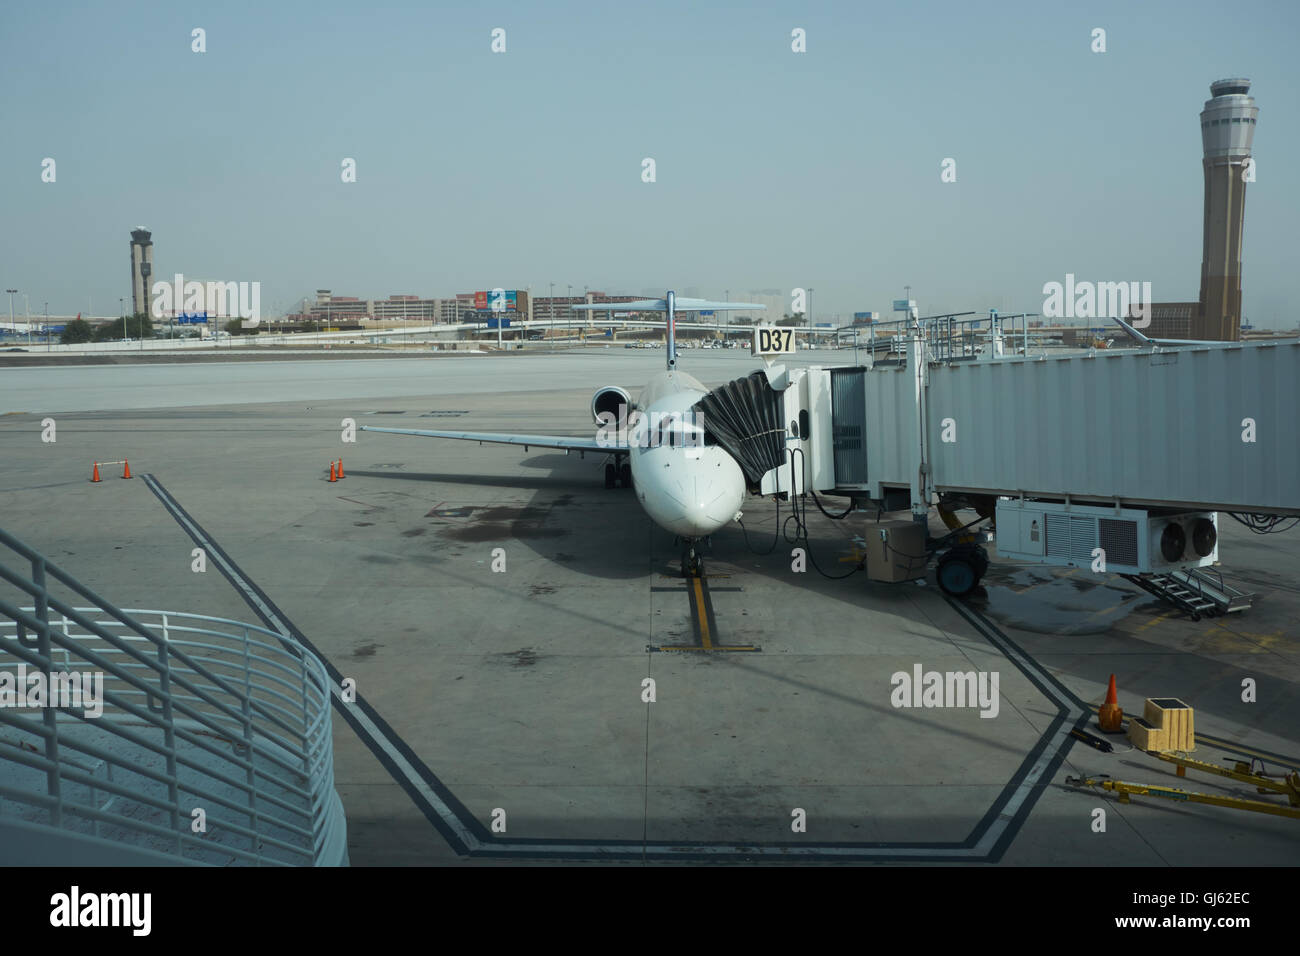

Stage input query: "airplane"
[
  {"left": 360, "top": 291, "right": 767, "bottom": 576},
  {"left": 1109, "top": 315, "right": 1232, "bottom": 348}
]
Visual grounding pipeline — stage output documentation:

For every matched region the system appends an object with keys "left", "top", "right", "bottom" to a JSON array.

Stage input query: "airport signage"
[
  {"left": 853, "top": 311, "right": 877, "bottom": 323},
  {"left": 475, "top": 290, "right": 518, "bottom": 312},
  {"left": 892, "top": 299, "right": 915, "bottom": 312},
  {"left": 752, "top": 326, "right": 795, "bottom": 356},
  {"left": 176, "top": 312, "right": 209, "bottom": 325}
]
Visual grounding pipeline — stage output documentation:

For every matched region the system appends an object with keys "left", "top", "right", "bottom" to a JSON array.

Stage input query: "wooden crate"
[
  {"left": 1128, "top": 717, "right": 1168, "bottom": 752},
  {"left": 1144, "top": 698, "right": 1195, "bottom": 751}
]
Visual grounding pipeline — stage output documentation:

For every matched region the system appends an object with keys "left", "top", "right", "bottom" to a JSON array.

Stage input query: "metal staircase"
[
  {"left": 1121, "top": 567, "right": 1254, "bottom": 620},
  {"left": 0, "top": 527, "right": 348, "bottom": 866}
]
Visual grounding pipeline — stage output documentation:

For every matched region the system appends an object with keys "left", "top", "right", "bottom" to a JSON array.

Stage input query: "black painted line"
[
  {"left": 143, "top": 474, "right": 484, "bottom": 854},
  {"left": 141, "top": 472, "right": 1081, "bottom": 861}
]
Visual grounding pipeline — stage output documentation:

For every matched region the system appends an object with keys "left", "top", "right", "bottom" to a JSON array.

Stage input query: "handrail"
[{"left": 0, "top": 526, "right": 345, "bottom": 866}]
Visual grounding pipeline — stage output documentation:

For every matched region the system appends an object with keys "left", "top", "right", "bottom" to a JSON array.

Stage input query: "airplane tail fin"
[{"left": 571, "top": 293, "right": 767, "bottom": 370}]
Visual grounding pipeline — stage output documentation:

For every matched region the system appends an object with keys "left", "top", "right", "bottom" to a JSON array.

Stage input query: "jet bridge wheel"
[
  {"left": 604, "top": 463, "right": 617, "bottom": 489},
  {"left": 620, "top": 462, "right": 632, "bottom": 489},
  {"left": 936, "top": 546, "right": 986, "bottom": 598}
]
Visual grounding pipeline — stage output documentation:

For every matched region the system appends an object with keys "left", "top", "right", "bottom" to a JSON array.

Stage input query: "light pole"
[
  {"left": 566, "top": 284, "right": 571, "bottom": 342},
  {"left": 808, "top": 286, "right": 814, "bottom": 346},
  {"left": 24, "top": 293, "right": 30, "bottom": 345},
  {"left": 139, "top": 261, "right": 150, "bottom": 349},
  {"left": 44, "top": 302, "right": 49, "bottom": 351},
  {"left": 549, "top": 282, "right": 554, "bottom": 333},
  {"left": 5, "top": 289, "right": 16, "bottom": 339}
]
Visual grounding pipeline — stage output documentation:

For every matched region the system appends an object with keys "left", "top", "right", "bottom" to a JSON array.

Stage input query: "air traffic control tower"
[
  {"left": 129, "top": 227, "right": 153, "bottom": 316},
  {"left": 1198, "top": 78, "right": 1258, "bottom": 340}
]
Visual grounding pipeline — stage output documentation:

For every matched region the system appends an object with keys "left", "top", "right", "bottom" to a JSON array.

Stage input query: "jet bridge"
[{"left": 697, "top": 319, "right": 1300, "bottom": 609}]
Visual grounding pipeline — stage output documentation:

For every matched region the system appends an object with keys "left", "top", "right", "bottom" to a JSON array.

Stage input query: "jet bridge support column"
[{"left": 907, "top": 313, "right": 931, "bottom": 527}]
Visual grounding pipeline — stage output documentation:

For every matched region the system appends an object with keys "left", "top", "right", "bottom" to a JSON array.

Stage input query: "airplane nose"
[
  {"left": 642, "top": 448, "right": 745, "bottom": 537},
  {"left": 681, "top": 473, "right": 744, "bottom": 535}
]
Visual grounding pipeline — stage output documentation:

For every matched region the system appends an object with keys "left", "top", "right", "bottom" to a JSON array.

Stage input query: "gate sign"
[
  {"left": 752, "top": 326, "right": 795, "bottom": 356},
  {"left": 177, "top": 312, "right": 209, "bottom": 325}
]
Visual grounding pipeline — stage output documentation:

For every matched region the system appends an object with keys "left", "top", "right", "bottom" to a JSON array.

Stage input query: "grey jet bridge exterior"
[{"left": 694, "top": 318, "right": 1299, "bottom": 610}]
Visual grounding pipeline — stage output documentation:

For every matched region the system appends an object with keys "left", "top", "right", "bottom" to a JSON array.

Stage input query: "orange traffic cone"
[
  {"left": 91, "top": 462, "right": 101, "bottom": 482},
  {"left": 336, "top": 457, "right": 345, "bottom": 479},
  {"left": 122, "top": 460, "right": 133, "bottom": 479},
  {"left": 329, "top": 461, "right": 338, "bottom": 482},
  {"left": 1098, "top": 674, "right": 1123, "bottom": 733}
]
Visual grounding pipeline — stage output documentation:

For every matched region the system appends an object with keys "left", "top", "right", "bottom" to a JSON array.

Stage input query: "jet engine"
[{"left": 591, "top": 386, "right": 632, "bottom": 426}]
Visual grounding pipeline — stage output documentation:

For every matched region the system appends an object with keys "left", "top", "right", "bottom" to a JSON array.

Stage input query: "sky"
[{"left": 2, "top": 0, "right": 1297, "bottom": 325}]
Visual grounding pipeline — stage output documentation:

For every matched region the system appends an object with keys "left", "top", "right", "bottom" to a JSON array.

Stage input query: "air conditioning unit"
[{"left": 995, "top": 499, "right": 1218, "bottom": 574}]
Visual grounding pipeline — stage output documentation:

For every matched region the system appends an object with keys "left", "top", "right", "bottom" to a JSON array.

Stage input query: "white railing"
[{"left": 0, "top": 530, "right": 347, "bottom": 866}]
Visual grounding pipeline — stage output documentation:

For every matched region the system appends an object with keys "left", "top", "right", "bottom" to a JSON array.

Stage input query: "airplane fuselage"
[{"left": 621, "top": 369, "right": 746, "bottom": 539}]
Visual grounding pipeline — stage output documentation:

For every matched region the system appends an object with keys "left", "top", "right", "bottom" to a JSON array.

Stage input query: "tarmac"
[{"left": 1, "top": 349, "right": 1297, "bottom": 864}]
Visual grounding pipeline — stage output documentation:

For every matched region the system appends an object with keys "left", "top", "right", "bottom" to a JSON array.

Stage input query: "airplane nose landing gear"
[{"left": 678, "top": 536, "right": 709, "bottom": 578}]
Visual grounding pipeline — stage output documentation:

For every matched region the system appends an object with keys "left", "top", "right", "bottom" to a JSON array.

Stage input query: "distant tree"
[
  {"left": 778, "top": 312, "right": 804, "bottom": 327},
  {"left": 225, "top": 318, "right": 246, "bottom": 334},
  {"left": 59, "top": 318, "right": 93, "bottom": 344},
  {"left": 93, "top": 313, "right": 154, "bottom": 342}
]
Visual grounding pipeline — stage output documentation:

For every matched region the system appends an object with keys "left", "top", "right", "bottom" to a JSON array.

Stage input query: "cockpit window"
[{"left": 655, "top": 419, "right": 706, "bottom": 450}]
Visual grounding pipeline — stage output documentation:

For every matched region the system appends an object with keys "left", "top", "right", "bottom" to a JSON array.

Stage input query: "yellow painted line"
[
  {"left": 1136, "top": 610, "right": 1174, "bottom": 633},
  {"left": 655, "top": 645, "right": 758, "bottom": 653},
  {"left": 1072, "top": 599, "right": 1127, "bottom": 627},
  {"left": 691, "top": 575, "right": 712, "bottom": 650}
]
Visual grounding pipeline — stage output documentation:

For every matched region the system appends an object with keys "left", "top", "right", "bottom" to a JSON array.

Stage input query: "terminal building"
[{"left": 299, "top": 289, "right": 644, "bottom": 328}]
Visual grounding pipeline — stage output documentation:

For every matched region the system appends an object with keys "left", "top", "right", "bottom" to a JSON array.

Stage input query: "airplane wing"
[
  {"left": 360, "top": 425, "right": 609, "bottom": 453},
  {"left": 1110, "top": 316, "right": 1229, "bottom": 347}
]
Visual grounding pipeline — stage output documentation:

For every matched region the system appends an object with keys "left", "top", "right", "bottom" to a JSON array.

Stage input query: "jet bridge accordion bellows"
[{"left": 692, "top": 371, "right": 787, "bottom": 486}]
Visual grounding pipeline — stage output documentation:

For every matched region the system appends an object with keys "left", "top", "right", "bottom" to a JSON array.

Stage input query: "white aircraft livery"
[{"left": 360, "top": 291, "right": 766, "bottom": 575}]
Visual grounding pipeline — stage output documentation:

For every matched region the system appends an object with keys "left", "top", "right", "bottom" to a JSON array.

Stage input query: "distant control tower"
[
  {"left": 129, "top": 227, "right": 154, "bottom": 316},
  {"left": 1198, "top": 79, "right": 1258, "bottom": 340}
]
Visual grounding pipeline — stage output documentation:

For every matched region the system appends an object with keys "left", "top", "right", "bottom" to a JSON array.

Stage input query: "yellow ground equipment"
[{"left": 1067, "top": 750, "right": 1300, "bottom": 821}]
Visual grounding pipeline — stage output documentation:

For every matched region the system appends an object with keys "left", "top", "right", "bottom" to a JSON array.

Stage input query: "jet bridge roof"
[{"left": 829, "top": 340, "right": 1300, "bottom": 516}]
